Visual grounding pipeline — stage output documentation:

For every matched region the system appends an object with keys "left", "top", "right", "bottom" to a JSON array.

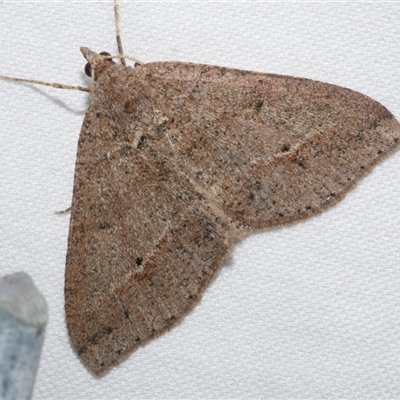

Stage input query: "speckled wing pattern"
[{"left": 65, "top": 49, "right": 400, "bottom": 375}]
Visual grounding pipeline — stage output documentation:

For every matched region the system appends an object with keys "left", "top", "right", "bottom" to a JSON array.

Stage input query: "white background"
[{"left": 1, "top": 1, "right": 399, "bottom": 399}]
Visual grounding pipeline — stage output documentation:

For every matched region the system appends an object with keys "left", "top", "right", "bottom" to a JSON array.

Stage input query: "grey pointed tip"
[{"left": 0, "top": 271, "right": 48, "bottom": 327}]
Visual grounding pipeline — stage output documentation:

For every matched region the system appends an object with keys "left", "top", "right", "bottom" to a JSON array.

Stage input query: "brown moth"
[
  {"left": 65, "top": 49, "right": 400, "bottom": 375},
  {"left": 2, "top": 1, "right": 400, "bottom": 377}
]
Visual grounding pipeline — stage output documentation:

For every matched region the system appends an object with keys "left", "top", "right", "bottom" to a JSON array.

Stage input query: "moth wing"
[
  {"left": 65, "top": 104, "right": 230, "bottom": 375},
  {"left": 144, "top": 62, "right": 400, "bottom": 231},
  {"left": 66, "top": 58, "right": 400, "bottom": 375}
]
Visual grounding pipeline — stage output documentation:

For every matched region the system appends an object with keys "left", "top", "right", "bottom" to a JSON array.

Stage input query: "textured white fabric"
[{"left": 1, "top": 2, "right": 399, "bottom": 399}]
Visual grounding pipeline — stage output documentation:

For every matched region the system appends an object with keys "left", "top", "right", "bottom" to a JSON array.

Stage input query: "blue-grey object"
[{"left": 0, "top": 272, "right": 48, "bottom": 400}]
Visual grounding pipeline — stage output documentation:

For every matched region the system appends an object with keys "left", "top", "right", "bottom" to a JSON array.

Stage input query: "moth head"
[{"left": 80, "top": 47, "right": 115, "bottom": 78}]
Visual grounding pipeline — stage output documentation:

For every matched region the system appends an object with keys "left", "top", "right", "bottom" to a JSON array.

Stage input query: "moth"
[{"left": 2, "top": 1, "right": 399, "bottom": 377}]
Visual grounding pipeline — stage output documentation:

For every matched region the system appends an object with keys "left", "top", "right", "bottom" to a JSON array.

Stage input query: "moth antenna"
[
  {"left": 114, "top": 0, "right": 126, "bottom": 66},
  {"left": 0, "top": 74, "right": 89, "bottom": 93}
]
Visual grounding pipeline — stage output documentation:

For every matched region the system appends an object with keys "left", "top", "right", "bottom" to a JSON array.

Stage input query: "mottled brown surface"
[{"left": 65, "top": 48, "right": 400, "bottom": 375}]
